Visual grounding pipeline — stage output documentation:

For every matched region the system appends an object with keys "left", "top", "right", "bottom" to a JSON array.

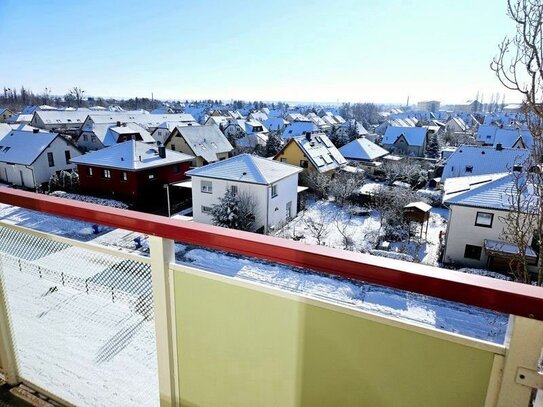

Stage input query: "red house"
[{"left": 71, "top": 140, "right": 194, "bottom": 204}]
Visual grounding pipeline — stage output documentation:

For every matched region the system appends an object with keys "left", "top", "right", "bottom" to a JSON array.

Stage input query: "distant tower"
[{"left": 406, "top": 95, "right": 410, "bottom": 108}]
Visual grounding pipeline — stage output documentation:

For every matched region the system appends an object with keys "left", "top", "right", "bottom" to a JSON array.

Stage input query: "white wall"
[
  {"left": 190, "top": 174, "right": 299, "bottom": 233},
  {"left": 443, "top": 205, "right": 515, "bottom": 268}
]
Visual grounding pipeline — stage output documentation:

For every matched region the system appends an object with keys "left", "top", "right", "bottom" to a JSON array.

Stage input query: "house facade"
[
  {"left": 186, "top": 154, "right": 302, "bottom": 234},
  {"left": 71, "top": 140, "right": 193, "bottom": 203},
  {"left": 382, "top": 126, "right": 428, "bottom": 157},
  {"left": 0, "top": 108, "right": 14, "bottom": 123},
  {"left": 443, "top": 174, "right": 538, "bottom": 273},
  {"left": 0, "top": 129, "right": 82, "bottom": 188}
]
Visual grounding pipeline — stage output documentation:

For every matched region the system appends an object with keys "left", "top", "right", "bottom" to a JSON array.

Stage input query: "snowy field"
[
  {"left": 0, "top": 201, "right": 509, "bottom": 405},
  {"left": 276, "top": 199, "right": 448, "bottom": 266}
]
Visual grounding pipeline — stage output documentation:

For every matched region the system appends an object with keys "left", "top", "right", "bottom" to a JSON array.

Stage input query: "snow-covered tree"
[
  {"left": 210, "top": 189, "right": 257, "bottom": 231},
  {"left": 329, "top": 168, "right": 365, "bottom": 205},
  {"left": 265, "top": 132, "right": 283, "bottom": 157}
]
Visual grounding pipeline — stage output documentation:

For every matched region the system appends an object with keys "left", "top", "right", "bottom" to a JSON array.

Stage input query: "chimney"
[
  {"left": 305, "top": 132, "right": 311, "bottom": 141},
  {"left": 116, "top": 121, "right": 121, "bottom": 127},
  {"left": 496, "top": 143, "right": 503, "bottom": 151},
  {"left": 32, "top": 128, "right": 39, "bottom": 133},
  {"left": 158, "top": 146, "right": 166, "bottom": 159}
]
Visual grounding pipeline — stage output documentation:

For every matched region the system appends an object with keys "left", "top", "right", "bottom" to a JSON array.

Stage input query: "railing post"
[
  {"left": 149, "top": 236, "right": 178, "bottom": 406},
  {"left": 0, "top": 256, "right": 19, "bottom": 385},
  {"left": 496, "top": 315, "right": 543, "bottom": 406}
]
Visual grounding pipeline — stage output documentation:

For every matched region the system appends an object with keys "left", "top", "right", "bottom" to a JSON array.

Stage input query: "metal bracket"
[{"left": 516, "top": 367, "right": 543, "bottom": 390}]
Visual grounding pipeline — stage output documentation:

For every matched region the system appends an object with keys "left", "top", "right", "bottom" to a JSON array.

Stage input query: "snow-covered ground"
[
  {"left": 276, "top": 199, "right": 448, "bottom": 267},
  {"left": 0, "top": 201, "right": 508, "bottom": 406}
]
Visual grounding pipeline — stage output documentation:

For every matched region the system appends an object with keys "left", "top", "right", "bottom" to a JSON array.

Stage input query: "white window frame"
[
  {"left": 201, "top": 180, "right": 213, "bottom": 194},
  {"left": 271, "top": 184, "right": 278, "bottom": 198}
]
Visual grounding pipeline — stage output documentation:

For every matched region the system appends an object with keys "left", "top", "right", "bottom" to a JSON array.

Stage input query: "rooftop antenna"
[{"left": 406, "top": 95, "right": 410, "bottom": 108}]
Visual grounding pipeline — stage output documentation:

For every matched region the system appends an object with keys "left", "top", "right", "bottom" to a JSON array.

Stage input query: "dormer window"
[{"left": 465, "top": 165, "right": 473, "bottom": 173}]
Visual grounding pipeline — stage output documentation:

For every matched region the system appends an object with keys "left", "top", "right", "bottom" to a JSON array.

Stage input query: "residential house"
[
  {"left": 30, "top": 111, "right": 90, "bottom": 131},
  {"left": 151, "top": 122, "right": 201, "bottom": 145},
  {"left": 77, "top": 122, "right": 155, "bottom": 151},
  {"left": 0, "top": 129, "right": 82, "bottom": 188},
  {"left": 264, "top": 117, "right": 289, "bottom": 132},
  {"left": 442, "top": 173, "right": 538, "bottom": 273},
  {"left": 382, "top": 126, "right": 428, "bottom": 157},
  {"left": 186, "top": 154, "right": 302, "bottom": 234},
  {"left": 338, "top": 137, "right": 389, "bottom": 174},
  {"left": 446, "top": 117, "right": 469, "bottom": 133},
  {"left": 0, "top": 108, "right": 14, "bottom": 123},
  {"left": 441, "top": 145, "right": 530, "bottom": 182},
  {"left": 274, "top": 132, "right": 346, "bottom": 176},
  {"left": 71, "top": 140, "right": 193, "bottom": 203},
  {"left": 165, "top": 125, "right": 233, "bottom": 167}
]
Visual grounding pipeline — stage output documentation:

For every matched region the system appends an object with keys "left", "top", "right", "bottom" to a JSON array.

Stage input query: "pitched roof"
[
  {"left": 444, "top": 173, "right": 537, "bottom": 212},
  {"left": 0, "top": 130, "right": 59, "bottom": 165},
  {"left": 441, "top": 145, "right": 530, "bottom": 182},
  {"left": 170, "top": 125, "right": 233, "bottom": 163},
  {"left": 70, "top": 140, "right": 193, "bottom": 170},
  {"left": 186, "top": 154, "right": 302, "bottom": 185},
  {"left": 339, "top": 137, "right": 389, "bottom": 161},
  {"left": 282, "top": 121, "right": 319, "bottom": 139},
  {"left": 291, "top": 133, "right": 346, "bottom": 173},
  {"left": 383, "top": 126, "right": 427, "bottom": 146}
]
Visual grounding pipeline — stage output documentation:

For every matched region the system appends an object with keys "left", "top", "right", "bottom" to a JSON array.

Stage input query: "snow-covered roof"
[
  {"left": 443, "top": 173, "right": 509, "bottom": 201},
  {"left": 6, "top": 114, "right": 33, "bottom": 124},
  {"left": 441, "top": 145, "right": 530, "bottom": 182},
  {"left": 0, "top": 123, "right": 11, "bottom": 140},
  {"left": 282, "top": 121, "right": 319, "bottom": 139},
  {"left": 70, "top": 140, "right": 193, "bottom": 171},
  {"left": 339, "top": 137, "right": 389, "bottom": 161},
  {"left": 493, "top": 128, "right": 533, "bottom": 149},
  {"left": 170, "top": 125, "right": 233, "bottom": 163},
  {"left": 444, "top": 173, "right": 537, "bottom": 212},
  {"left": 0, "top": 130, "right": 61, "bottom": 165},
  {"left": 484, "top": 239, "right": 537, "bottom": 258},
  {"left": 291, "top": 133, "right": 347, "bottom": 173},
  {"left": 186, "top": 154, "right": 302, "bottom": 185},
  {"left": 404, "top": 201, "right": 432, "bottom": 212},
  {"left": 382, "top": 126, "right": 427, "bottom": 147},
  {"left": 32, "top": 110, "right": 90, "bottom": 126}
]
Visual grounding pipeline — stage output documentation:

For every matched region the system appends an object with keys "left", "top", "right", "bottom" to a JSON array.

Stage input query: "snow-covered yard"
[{"left": 276, "top": 199, "right": 448, "bottom": 267}]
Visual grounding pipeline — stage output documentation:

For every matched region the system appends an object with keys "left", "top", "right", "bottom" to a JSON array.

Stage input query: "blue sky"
[{"left": 0, "top": 0, "right": 519, "bottom": 104}]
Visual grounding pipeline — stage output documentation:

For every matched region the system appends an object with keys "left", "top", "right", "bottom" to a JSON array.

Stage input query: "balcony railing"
[{"left": 0, "top": 187, "right": 542, "bottom": 406}]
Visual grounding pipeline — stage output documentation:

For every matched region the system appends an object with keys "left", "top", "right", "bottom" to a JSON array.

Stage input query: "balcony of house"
[{"left": 0, "top": 187, "right": 542, "bottom": 407}]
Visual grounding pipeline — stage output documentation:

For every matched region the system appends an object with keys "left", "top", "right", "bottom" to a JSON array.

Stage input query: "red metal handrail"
[{"left": 1, "top": 187, "right": 543, "bottom": 320}]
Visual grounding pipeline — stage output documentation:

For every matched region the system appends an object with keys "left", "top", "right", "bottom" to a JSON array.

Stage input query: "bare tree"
[
  {"left": 491, "top": 0, "right": 543, "bottom": 283},
  {"left": 329, "top": 167, "right": 365, "bottom": 205},
  {"left": 68, "top": 87, "right": 85, "bottom": 108},
  {"left": 304, "top": 209, "right": 336, "bottom": 245},
  {"left": 334, "top": 211, "right": 355, "bottom": 250}
]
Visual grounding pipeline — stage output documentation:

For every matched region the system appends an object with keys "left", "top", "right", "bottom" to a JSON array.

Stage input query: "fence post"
[
  {"left": 149, "top": 236, "right": 178, "bottom": 407},
  {"left": 0, "top": 256, "right": 19, "bottom": 385},
  {"left": 496, "top": 315, "right": 543, "bottom": 406}
]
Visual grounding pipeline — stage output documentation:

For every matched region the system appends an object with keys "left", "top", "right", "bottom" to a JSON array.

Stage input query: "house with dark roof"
[
  {"left": 186, "top": 154, "right": 302, "bottom": 233},
  {"left": 273, "top": 133, "right": 346, "bottom": 176},
  {"left": 71, "top": 140, "right": 193, "bottom": 203},
  {"left": 442, "top": 173, "right": 539, "bottom": 273},
  {"left": 165, "top": 125, "right": 233, "bottom": 167},
  {"left": 382, "top": 126, "right": 428, "bottom": 157},
  {"left": 0, "top": 129, "right": 82, "bottom": 188}
]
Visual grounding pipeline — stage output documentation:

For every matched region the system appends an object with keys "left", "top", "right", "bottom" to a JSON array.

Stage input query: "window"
[
  {"left": 87, "top": 167, "right": 93, "bottom": 176},
  {"left": 201, "top": 205, "right": 212, "bottom": 214},
  {"left": 201, "top": 180, "right": 213, "bottom": 193},
  {"left": 465, "top": 165, "right": 473, "bottom": 173},
  {"left": 103, "top": 169, "right": 111, "bottom": 179},
  {"left": 83, "top": 134, "right": 88, "bottom": 141},
  {"left": 271, "top": 184, "right": 278, "bottom": 198},
  {"left": 121, "top": 172, "right": 128, "bottom": 181},
  {"left": 300, "top": 160, "right": 309, "bottom": 168},
  {"left": 464, "top": 244, "right": 482, "bottom": 260},
  {"left": 513, "top": 165, "right": 522, "bottom": 172},
  {"left": 47, "top": 152, "right": 55, "bottom": 167},
  {"left": 230, "top": 185, "right": 238, "bottom": 195},
  {"left": 64, "top": 150, "right": 71, "bottom": 164},
  {"left": 280, "top": 158, "right": 287, "bottom": 163},
  {"left": 91, "top": 136, "right": 96, "bottom": 143},
  {"left": 475, "top": 212, "right": 493, "bottom": 227},
  {"left": 171, "top": 144, "right": 176, "bottom": 151}
]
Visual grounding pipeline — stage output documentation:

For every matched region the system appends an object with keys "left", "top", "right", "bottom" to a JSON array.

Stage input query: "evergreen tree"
[
  {"left": 265, "top": 132, "right": 283, "bottom": 157},
  {"left": 210, "top": 189, "right": 256, "bottom": 231}
]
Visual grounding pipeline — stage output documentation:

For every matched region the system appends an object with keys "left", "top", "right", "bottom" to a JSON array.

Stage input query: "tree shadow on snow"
[{"left": 95, "top": 318, "right": 145, "bottom": 364}]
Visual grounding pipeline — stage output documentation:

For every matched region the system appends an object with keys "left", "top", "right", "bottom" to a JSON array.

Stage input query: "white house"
[
  {"left": 186, "top": 154, "right": 302, "bottom": 234},
  {"left": 441, "top": 145, "right": 530, "bottom": 182},
  {"left": 442, "top": 173, "right": 538, "bottom": 273},
  {"left": 0, "top": 129, "right": 82, "bottom": 188},
  {"left": 339, "top": 137, "right": 389, "bottom": 174},
  {"left": 445, "top": 117, "right": 469, "bottom": 133}
]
